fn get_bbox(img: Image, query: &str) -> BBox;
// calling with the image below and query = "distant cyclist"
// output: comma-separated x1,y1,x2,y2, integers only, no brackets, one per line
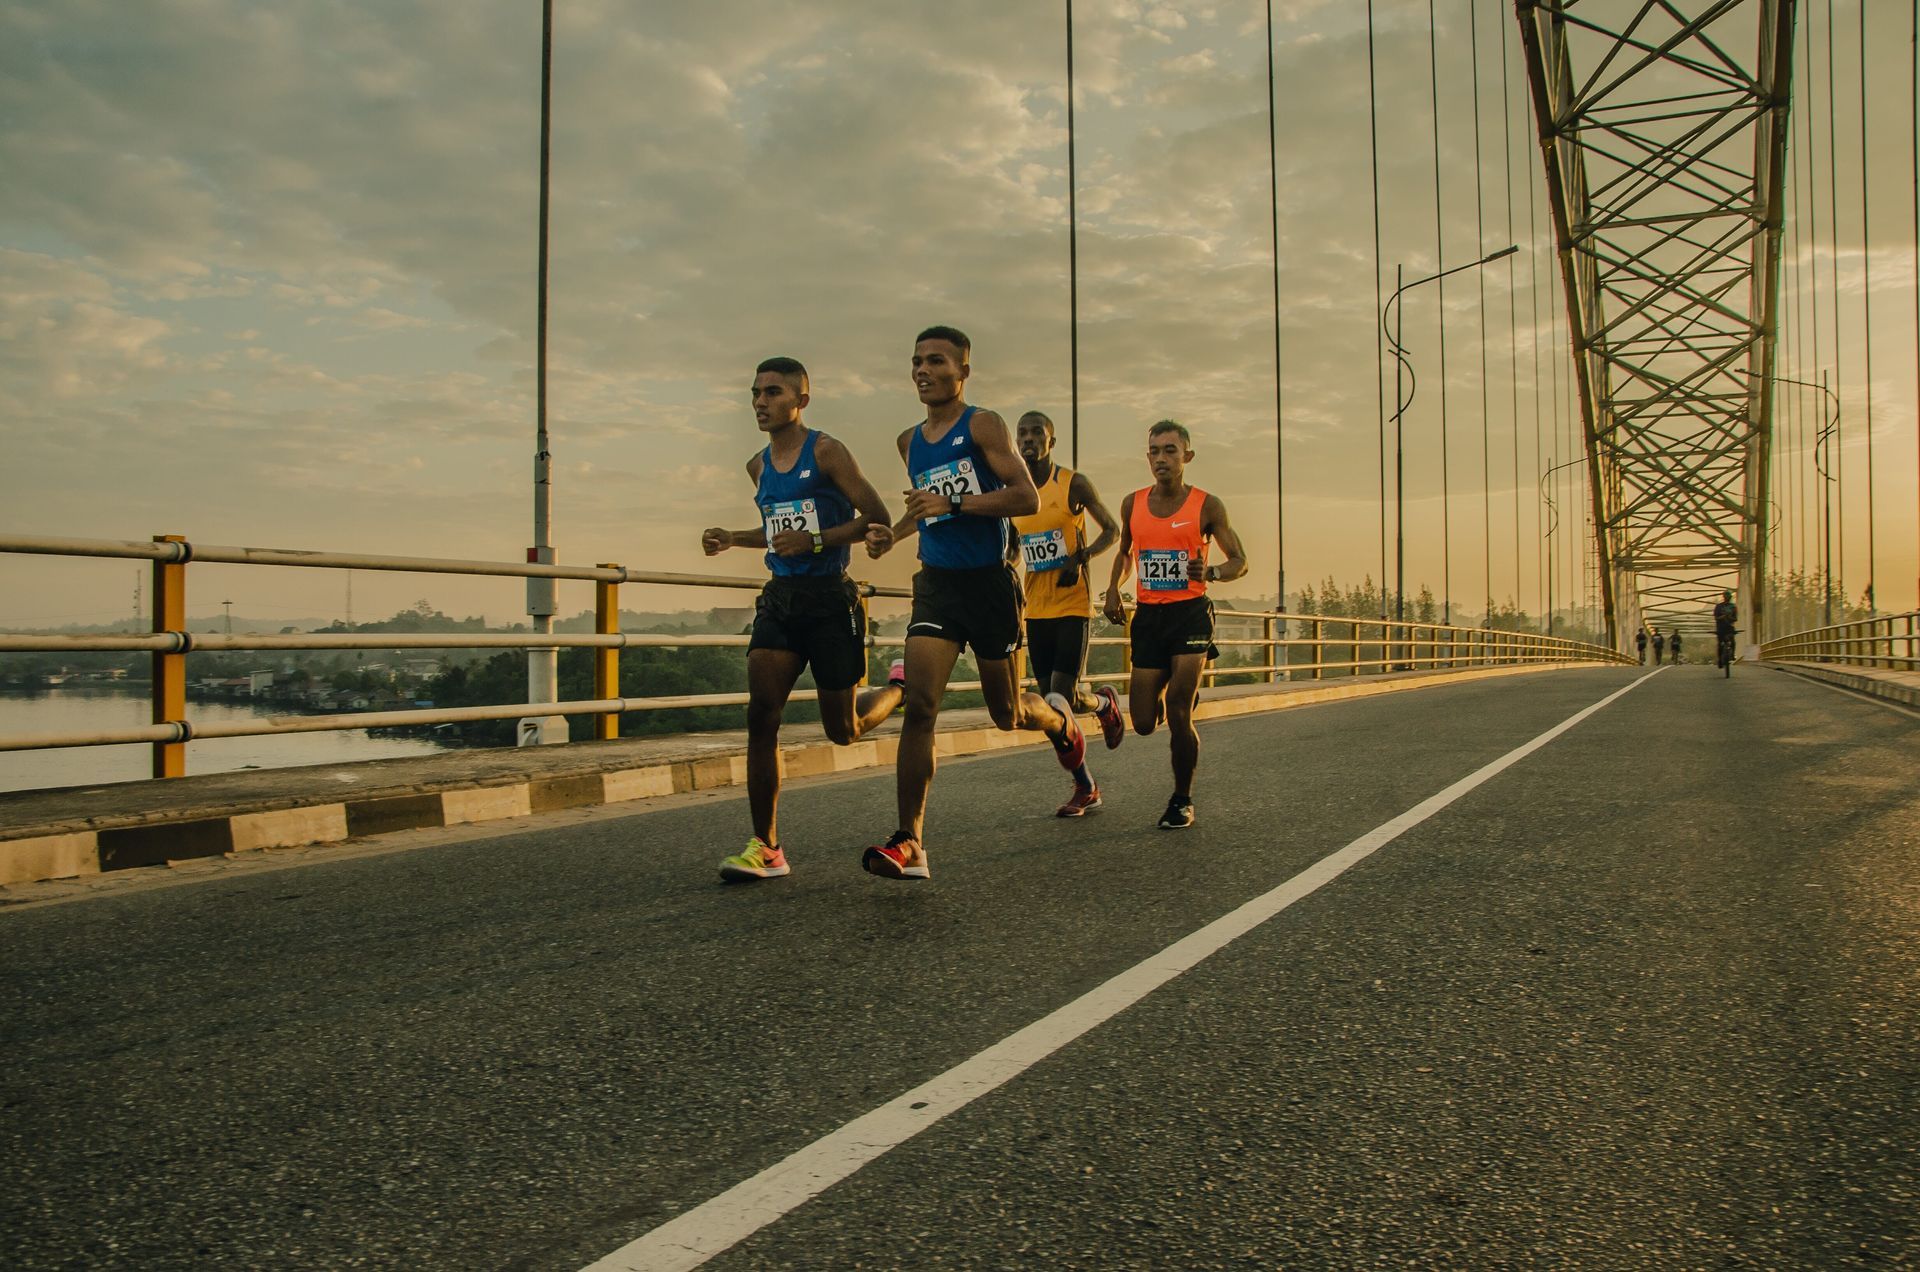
1713,591,1738,674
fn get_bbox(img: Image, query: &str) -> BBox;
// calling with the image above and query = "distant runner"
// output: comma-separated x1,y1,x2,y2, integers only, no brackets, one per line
1103,420,1248,829
861,327,1096,879
703,356,903,882
1008,409,1125,816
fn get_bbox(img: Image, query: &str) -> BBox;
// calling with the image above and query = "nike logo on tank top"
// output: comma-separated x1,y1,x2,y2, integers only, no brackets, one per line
1128,485,1208,603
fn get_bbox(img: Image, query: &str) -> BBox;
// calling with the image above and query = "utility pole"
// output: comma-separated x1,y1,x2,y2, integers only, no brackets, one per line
222,600,233,636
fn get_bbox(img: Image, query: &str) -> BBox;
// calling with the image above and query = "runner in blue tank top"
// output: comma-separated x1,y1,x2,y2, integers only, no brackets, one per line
858,326,1098,881
701,356,905,883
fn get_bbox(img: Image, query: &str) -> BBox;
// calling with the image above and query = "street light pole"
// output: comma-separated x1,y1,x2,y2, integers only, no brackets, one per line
1539,453,1586,637
1383,244,1517,627
521,0,565,746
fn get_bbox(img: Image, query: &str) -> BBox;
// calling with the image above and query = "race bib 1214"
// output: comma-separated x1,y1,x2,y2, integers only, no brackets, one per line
1138,548,1190,592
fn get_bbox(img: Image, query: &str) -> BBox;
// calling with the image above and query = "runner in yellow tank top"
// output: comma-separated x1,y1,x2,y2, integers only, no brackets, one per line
1103,419,1248,829
1007,411,1125,815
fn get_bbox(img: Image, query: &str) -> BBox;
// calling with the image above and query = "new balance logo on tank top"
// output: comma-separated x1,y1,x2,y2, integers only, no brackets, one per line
755,429,853,578
908,405,1009,570
1127,485,1208,604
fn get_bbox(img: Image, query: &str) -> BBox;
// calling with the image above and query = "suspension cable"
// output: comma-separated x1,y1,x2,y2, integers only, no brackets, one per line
1857,0,1877,611
1470,1,1492,620
1826,0,1845,605
1368,0,1388,616
1500,10,1528,622
1265,0,1286,613
1427,0,1453,623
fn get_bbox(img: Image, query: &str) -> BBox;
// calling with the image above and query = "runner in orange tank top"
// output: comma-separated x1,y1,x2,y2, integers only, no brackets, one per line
1102,420,1248,829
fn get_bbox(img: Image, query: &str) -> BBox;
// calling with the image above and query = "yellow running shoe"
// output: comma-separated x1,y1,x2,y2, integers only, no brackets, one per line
719,837,790,882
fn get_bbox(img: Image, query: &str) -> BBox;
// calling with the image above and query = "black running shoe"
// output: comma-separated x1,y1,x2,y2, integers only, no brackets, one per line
1157,795,1195,829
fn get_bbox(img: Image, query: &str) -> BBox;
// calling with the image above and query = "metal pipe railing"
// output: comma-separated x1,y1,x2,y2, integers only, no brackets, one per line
1,532,1629,769
1761,610,1920,670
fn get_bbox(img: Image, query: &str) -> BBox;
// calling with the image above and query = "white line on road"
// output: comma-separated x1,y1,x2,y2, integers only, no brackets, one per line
583,669,1661,1271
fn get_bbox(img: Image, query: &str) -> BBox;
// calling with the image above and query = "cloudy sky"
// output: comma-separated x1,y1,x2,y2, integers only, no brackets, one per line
2,0,1914,632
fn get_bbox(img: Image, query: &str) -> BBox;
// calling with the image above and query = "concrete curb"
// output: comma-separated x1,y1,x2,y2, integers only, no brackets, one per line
1763,660,1920,711
0,662,1603,887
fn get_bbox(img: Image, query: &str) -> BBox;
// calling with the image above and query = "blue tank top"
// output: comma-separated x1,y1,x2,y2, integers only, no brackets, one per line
755,430,853,577
907,406,1008,570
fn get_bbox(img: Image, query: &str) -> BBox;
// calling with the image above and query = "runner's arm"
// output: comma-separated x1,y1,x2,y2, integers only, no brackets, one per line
1068,470,1120,563
1198,494,1248,584
702,456,771,554
900,410,1038,523
867,428,921,557
1101,492,1135,624
808,435,892,552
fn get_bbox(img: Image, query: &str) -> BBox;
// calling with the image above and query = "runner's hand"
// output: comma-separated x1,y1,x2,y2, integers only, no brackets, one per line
902,488,951,521
865,524,895,559
769,529,813,557
1185,557,1208,584
1102,588,1126,625
701,527,730,556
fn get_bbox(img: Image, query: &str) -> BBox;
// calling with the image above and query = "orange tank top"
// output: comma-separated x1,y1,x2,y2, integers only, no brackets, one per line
1128,485,1207,604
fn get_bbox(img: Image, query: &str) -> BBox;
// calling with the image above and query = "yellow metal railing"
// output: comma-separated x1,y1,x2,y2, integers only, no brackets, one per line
0,533,1630,776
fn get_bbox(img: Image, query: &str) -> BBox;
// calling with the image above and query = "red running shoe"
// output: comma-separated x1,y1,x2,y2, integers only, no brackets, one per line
1043,692,1087,771
862,831,929,880
1093,685,1125,750
1056,784,1102,817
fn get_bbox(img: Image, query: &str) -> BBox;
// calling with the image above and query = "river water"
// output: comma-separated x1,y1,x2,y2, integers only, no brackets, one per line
0,688,449,794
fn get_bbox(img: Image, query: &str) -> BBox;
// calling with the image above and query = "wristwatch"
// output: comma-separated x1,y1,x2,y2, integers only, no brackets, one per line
1201,564,1216,583
948,493,964,516
810,532,825,554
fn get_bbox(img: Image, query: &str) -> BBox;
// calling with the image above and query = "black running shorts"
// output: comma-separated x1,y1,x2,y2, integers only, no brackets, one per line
907,563,1023,660
749,575,867,691
1025,616,1090,685
1128,596,1217,670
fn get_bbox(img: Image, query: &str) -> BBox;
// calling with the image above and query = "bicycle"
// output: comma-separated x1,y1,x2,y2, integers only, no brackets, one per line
1715,627,1740,678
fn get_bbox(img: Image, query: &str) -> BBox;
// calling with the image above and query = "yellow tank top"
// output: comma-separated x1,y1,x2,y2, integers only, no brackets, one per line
1011,464,1091,619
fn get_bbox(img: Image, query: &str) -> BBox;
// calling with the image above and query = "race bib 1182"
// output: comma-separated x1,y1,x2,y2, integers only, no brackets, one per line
761,498,820,543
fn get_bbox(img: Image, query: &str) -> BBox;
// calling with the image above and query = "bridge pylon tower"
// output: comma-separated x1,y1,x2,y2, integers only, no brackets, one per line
1516,0,1797,651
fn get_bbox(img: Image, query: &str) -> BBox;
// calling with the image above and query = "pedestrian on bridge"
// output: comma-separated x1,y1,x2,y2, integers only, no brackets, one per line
1008,408,1126,817
861,326,1096,881
704,357,905,883
1103,420,1248,830
1653,631,1666,663
1669,630,1683,664
1636,629,1648,663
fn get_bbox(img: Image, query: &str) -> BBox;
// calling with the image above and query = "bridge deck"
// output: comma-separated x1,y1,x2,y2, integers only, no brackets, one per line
3,666,1914,1268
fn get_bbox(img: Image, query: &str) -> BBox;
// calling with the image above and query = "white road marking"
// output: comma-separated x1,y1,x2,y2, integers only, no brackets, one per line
583,670,1659,1271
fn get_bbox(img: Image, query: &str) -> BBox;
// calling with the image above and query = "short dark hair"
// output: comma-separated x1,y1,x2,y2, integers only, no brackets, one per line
755,356,809,390
915,326,971,358
1017,410,1055,437
1148,419,1192,449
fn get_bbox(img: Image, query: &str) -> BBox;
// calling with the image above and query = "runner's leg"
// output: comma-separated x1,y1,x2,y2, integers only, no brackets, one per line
817,681,903,745
746,649,807,844
896,634,963,842
1164,652,1207,798
1129,666,1170,736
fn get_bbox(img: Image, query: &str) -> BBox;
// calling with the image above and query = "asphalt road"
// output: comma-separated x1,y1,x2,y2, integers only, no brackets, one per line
3,665,1915,1270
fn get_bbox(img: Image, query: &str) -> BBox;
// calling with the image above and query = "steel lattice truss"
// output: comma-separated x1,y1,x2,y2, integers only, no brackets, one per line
1516,0,1795,645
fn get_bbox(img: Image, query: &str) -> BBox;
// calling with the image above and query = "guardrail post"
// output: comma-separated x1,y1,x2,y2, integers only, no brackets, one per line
594,565,620,740
1309,619,1322,680
1266,615,1279,683
152,534,187,778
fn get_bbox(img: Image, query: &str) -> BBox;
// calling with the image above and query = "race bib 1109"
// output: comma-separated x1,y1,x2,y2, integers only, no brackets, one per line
1020,528,1070,572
